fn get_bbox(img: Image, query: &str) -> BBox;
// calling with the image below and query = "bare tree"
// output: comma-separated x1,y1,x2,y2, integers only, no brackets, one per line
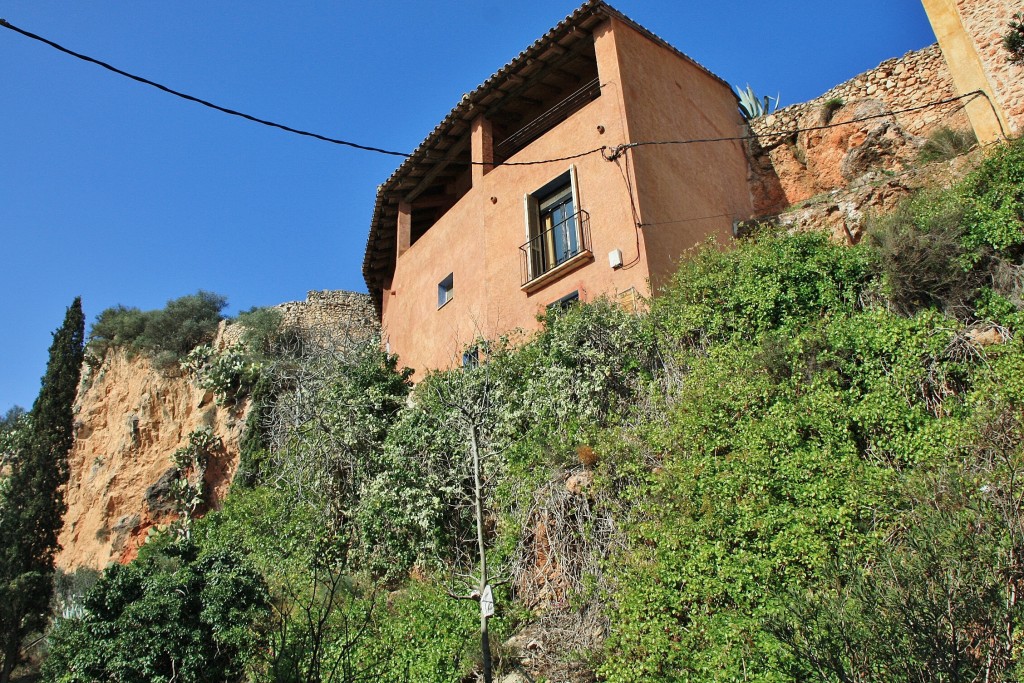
427,362,509,683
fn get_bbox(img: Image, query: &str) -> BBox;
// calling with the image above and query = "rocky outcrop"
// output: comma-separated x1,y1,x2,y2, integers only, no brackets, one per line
775,147,983,245
56,350,245,570
57,290,379,571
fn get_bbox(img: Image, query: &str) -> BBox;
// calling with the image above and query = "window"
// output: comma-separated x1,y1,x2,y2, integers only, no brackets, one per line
547,290,580,311
522,167,589,285
437,273,454,309
462,346,479,368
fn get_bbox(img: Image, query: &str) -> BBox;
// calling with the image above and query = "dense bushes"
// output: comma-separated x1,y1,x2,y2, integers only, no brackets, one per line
44,540,268,683
88,290,227,365
869,136,1024,321
41,138,1024,681
596,139,1024,681
654,229,871,348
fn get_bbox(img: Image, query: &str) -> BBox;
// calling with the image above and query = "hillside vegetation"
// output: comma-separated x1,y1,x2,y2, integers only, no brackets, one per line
43,139,1024,682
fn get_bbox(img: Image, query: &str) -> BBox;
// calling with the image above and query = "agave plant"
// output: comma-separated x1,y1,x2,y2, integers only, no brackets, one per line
735,84,781,121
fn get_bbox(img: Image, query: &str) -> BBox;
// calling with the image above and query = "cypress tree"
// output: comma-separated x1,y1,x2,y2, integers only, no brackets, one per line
0,298,85,683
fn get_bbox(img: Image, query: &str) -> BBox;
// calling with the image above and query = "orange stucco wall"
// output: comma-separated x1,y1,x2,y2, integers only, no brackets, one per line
382,18,755,377
610,18,754,295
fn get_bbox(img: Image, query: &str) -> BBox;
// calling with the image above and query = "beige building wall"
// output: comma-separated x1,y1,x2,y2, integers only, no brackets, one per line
922,0,1022,139
611,18,754,295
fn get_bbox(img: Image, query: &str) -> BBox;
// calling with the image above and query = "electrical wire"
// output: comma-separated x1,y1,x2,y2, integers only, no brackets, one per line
0,18,614,167
0,18,991,169
0,18,412,158
640,212,733,228
624,91,979,232
603,91,985,161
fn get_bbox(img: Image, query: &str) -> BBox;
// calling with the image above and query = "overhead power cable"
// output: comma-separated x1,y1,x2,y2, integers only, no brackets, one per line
1,18,990,168
0,18,412,158
601,91,985,161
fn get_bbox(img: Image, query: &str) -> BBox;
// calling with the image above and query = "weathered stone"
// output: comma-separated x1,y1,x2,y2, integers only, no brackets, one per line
968,327,1007,346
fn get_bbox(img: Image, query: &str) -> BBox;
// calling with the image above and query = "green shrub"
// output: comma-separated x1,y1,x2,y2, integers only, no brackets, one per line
600,308,985,681
867,188,977,315
959,136,1024,262
1004,11,1024,64
86,305,146,356
822,97,844,123
43,540,269,683
88,291,227,361
182,343,262,406
235,306,292,357
653,229,872,349
918,126,977,163
868,137,1024,317
0,406,26,435
235,373,274,488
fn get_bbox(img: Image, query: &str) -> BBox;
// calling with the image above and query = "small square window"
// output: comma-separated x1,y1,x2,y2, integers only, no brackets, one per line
462,346,480,368
438,273,454,309
547,290,580,311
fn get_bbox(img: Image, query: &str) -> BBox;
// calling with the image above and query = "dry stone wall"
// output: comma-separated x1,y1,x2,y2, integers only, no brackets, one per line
746,44,973,207
751,44,970,143
955,0,1024,134
219,290,379,350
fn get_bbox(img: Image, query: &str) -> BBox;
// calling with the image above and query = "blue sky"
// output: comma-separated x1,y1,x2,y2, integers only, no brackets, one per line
0,1,937,412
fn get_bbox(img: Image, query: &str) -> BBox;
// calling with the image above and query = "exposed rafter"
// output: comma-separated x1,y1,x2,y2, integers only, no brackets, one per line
402,134,471,204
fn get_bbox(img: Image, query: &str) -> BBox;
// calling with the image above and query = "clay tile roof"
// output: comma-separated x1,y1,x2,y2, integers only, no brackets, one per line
361,0,731,314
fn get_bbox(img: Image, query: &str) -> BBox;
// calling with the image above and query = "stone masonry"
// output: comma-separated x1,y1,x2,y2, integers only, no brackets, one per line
954,0,1024,135
218,290,379,350
745,43,975,207
750,44,970,143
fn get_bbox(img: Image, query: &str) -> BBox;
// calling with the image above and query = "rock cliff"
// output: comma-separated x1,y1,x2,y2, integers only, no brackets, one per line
56,349,245,571
56,290,378,571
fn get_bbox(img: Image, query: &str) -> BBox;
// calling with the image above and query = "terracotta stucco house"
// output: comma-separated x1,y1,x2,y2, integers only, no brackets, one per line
363,0,757,375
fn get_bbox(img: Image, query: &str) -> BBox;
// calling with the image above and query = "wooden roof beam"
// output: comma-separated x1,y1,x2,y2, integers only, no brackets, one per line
482,34,594,120
402,134,471,204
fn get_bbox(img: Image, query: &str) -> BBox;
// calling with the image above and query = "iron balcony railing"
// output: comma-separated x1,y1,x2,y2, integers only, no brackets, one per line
519,209,591,286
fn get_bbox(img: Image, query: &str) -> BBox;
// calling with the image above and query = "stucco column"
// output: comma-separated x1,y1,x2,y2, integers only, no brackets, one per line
921,0,1009,143
396,201,412,261
471,115,494,185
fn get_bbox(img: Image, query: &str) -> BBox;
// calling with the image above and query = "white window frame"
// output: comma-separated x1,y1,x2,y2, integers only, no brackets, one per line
523,165,582,281
437,272,454,309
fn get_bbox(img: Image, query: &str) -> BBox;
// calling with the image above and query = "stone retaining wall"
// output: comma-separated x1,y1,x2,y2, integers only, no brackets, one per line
743,43,979,208
750,44,971,145
218,290,378,350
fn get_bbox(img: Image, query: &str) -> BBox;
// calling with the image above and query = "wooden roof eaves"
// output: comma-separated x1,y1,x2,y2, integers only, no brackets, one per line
362,0,736,314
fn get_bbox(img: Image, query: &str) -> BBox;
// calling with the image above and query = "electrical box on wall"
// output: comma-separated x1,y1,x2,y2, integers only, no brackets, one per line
608,249,623,269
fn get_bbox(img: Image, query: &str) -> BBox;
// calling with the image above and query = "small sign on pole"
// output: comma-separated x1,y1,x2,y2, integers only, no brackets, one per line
481,585,494,618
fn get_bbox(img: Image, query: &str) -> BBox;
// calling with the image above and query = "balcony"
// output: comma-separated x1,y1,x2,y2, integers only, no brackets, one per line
520,209,592,290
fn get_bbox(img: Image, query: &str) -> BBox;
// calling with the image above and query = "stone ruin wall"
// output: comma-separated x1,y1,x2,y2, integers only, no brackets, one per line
218,290,379,350
745,43,974,210
955,0,1024,135
750,44,970,143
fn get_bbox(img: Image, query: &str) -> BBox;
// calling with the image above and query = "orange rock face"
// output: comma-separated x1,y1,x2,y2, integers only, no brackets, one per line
56,350,245,571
